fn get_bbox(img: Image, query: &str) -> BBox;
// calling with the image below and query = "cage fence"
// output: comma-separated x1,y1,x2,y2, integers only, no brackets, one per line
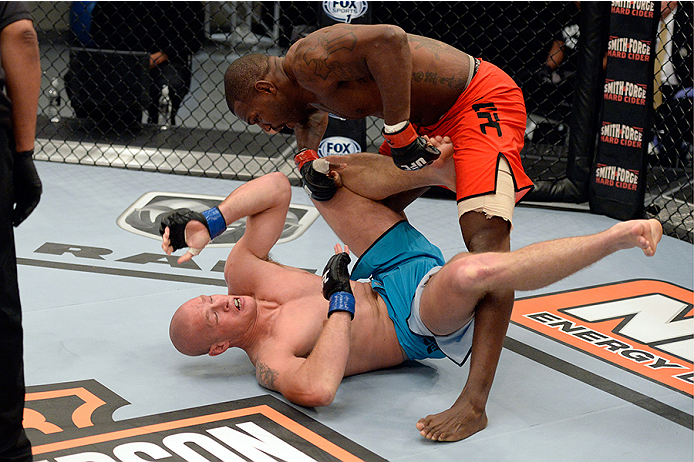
30,1,692,242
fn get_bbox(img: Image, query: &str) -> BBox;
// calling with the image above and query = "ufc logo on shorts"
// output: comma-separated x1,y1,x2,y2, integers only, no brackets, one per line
472,102,502,137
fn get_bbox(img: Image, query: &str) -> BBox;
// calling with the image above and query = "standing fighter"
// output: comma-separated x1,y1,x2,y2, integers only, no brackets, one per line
0,2,42,460
224,24,532,441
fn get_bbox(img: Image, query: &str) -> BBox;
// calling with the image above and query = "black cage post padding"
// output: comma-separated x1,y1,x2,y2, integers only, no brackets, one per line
316,1,370,157
589,2,660,220
524,2,611,203
568,2,612,193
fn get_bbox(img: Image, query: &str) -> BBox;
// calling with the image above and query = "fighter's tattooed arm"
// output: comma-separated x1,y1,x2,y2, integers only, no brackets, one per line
408,35,453,60
255,362,279,391
409,36,469,90
298,29,363,81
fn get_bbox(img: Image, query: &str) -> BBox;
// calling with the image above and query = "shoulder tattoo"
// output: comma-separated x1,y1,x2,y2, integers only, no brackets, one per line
256,362,279,390
298,30,359,80
409,36,468,90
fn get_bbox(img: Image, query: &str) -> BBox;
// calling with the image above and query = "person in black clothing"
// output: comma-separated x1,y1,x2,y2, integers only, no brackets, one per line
87,1,205,125
523,2,582,124
0,2,42,460
653,1,692,167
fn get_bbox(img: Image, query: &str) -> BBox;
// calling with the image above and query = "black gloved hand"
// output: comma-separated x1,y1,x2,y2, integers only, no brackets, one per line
322,251,353,299
322,251,355,319
300,160,337,201
159,208,208,251
383,121,440,171
391,136,441,171
294,149,337,201
12,150,42,227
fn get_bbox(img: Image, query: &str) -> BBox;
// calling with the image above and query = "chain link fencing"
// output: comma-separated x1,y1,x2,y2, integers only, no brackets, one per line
30,1,692,242
648,2,692,242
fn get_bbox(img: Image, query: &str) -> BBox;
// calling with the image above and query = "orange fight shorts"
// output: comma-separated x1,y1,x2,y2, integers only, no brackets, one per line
380,59,534,205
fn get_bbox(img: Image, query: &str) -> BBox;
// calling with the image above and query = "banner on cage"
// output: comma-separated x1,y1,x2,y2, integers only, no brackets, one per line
590,1,659,219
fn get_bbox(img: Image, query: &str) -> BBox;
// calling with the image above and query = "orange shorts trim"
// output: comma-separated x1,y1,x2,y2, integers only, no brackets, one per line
380,60,534,203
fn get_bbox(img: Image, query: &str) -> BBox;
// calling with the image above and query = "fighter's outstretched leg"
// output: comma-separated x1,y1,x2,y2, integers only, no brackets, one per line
415,219,662,442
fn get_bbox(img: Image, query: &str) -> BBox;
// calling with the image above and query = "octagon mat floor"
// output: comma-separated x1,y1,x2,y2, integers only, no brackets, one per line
14,160,693,462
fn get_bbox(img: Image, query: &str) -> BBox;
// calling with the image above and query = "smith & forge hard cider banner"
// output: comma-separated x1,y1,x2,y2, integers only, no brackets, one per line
590,1,659,220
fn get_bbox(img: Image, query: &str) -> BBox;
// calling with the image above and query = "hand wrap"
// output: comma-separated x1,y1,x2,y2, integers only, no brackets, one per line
321,252,355,319
294,149,336,201
383,122,440,171
159,207,227,251
12,150,42,227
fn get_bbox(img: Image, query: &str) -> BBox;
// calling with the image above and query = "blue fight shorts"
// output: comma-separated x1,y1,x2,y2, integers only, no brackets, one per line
351,221,447,361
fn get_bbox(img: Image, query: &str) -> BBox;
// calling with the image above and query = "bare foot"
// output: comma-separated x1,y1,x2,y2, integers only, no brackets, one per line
426,136,456,191
416,402,488,442
620,219,662,257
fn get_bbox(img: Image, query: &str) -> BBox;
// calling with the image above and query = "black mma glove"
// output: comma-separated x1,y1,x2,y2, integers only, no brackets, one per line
294,149,336,201
12,150,42,227
321,251,355,319
159,207,227,251
383,121,440,171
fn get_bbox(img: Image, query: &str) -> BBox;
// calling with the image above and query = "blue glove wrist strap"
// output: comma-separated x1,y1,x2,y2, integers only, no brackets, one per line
328,292,355,320
202,207,227,239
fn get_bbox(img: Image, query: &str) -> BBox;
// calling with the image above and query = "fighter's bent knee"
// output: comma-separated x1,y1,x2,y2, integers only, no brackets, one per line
449,253,499,291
